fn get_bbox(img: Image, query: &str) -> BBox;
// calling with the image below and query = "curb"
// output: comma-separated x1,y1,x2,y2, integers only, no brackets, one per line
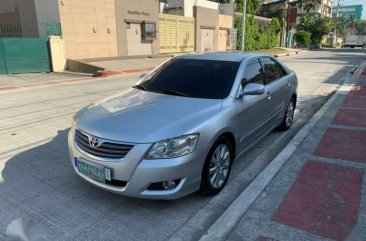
198,61,365,241
94,67,154,78
274,50,307,58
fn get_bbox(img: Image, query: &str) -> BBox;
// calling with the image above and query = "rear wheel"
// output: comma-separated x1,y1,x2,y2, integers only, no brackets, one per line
277,98,295,131
200,137,233,196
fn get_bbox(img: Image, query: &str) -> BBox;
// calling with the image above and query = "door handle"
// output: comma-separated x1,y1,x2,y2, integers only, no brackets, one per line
267,92,272,100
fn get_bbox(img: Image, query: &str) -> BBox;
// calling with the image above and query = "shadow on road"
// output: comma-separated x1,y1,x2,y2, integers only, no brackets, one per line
0,129,208,240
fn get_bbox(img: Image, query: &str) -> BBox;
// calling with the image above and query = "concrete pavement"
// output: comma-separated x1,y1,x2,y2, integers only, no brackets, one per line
0,49,365,241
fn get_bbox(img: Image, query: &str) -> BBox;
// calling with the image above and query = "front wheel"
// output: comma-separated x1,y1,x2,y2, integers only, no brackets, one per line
199,137,233,196
277,98,295,131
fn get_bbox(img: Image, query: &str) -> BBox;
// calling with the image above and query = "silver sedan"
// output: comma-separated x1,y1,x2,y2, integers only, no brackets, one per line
68,52,298,199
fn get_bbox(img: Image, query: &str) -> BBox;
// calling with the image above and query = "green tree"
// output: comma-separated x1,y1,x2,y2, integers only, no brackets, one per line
234,0,261,15
332,17,348,36
297,15,331,46
348,15,358,34
355,20,366,35
297,14,315,32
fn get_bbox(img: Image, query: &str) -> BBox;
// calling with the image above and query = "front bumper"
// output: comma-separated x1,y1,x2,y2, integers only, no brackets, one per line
68,128,204,200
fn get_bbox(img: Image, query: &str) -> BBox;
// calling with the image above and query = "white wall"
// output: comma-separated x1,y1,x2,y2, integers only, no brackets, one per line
195,0,219,10
165,0,218,17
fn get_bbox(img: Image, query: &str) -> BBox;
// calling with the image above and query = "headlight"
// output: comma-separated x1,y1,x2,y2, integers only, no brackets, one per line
146,134,199,159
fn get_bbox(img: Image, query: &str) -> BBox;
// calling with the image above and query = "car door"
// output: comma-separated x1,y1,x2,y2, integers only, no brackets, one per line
259,57,291,127
236,58,273,152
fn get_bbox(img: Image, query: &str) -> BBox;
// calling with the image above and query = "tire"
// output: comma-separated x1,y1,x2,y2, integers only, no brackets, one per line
277,98,295,132
199,136,233,196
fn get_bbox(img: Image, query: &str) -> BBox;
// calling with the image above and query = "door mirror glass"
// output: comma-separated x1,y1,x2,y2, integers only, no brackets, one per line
138,72,148,80
240,83,265,97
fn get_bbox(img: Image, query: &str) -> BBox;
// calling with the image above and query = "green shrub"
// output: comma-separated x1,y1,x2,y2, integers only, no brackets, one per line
235,15,280,51
294,31,311,47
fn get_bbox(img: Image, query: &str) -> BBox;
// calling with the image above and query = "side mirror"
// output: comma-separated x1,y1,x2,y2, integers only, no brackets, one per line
239,83,265,98
138,72,148,80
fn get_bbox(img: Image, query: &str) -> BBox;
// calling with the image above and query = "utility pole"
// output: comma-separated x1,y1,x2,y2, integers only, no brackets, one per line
241,0,247,51
333,0,341,47
231,0,235,28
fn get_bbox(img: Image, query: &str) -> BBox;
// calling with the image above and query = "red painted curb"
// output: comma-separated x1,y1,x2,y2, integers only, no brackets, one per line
96,67,154,78
0,86,19,91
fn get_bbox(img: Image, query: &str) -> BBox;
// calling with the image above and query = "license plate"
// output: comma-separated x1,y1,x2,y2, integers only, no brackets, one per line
76,158,110,182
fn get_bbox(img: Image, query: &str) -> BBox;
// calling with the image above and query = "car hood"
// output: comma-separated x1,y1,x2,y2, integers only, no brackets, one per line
75,88,223,143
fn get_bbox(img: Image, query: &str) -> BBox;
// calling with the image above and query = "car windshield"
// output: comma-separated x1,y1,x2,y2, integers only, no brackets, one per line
135,59,240,99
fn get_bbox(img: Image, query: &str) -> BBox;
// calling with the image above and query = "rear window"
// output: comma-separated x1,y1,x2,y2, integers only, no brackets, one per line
137,59,240,99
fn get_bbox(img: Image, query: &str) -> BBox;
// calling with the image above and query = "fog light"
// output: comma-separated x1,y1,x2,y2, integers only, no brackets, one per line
163,180,176,190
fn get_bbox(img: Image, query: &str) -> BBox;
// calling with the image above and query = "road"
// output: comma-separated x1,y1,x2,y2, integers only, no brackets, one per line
0,49,365,241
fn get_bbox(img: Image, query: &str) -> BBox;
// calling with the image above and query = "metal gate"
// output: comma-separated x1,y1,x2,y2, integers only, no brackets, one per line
0,38,51,75
159,14,195,54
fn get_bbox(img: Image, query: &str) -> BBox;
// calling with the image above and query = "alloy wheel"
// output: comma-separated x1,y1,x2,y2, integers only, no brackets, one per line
209,144,231,189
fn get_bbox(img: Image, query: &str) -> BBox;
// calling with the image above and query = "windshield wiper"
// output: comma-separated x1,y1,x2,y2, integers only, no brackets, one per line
159,90,190,97
133,84,148,91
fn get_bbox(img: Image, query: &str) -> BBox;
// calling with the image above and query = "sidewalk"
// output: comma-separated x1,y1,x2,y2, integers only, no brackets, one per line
89,49,305,72
201,61,366,241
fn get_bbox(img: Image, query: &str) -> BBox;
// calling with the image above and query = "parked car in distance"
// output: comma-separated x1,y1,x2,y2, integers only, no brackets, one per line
68,52,298,200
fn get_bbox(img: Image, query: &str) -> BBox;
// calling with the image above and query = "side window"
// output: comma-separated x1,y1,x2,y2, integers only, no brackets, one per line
242,59,265,85
274,60,288,77
260,57,282,84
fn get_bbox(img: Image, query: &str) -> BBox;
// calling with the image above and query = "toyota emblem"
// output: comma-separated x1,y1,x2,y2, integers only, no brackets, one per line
88,136,99,147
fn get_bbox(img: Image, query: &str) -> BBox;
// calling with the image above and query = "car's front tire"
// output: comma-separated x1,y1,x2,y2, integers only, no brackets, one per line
278,98,295,131
199,136,233,196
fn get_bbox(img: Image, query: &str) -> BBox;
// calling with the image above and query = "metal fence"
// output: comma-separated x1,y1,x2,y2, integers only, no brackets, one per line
0,22,62,38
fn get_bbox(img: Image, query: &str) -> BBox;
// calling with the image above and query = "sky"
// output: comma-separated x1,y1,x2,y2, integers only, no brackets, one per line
337,0,366,20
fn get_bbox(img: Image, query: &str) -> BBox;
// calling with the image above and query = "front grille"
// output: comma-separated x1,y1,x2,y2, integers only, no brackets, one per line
75,129,134,159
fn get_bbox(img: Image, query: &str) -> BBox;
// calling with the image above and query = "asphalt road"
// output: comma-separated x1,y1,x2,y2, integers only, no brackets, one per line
0,49,365,241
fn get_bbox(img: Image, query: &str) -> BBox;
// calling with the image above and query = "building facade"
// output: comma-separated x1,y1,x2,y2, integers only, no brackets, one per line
1,0,235,60
115,0,160,56
332,5,363,20
160,0,234,52
58,0,119,59
296,0,333,24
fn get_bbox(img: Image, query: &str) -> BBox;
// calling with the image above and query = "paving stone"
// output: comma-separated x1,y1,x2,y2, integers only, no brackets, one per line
342,95,366,109
333,108,366,127
315,128,366,163
272,160,364,241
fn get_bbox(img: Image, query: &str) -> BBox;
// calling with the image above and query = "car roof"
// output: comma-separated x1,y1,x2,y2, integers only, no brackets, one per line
174,51,272,62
